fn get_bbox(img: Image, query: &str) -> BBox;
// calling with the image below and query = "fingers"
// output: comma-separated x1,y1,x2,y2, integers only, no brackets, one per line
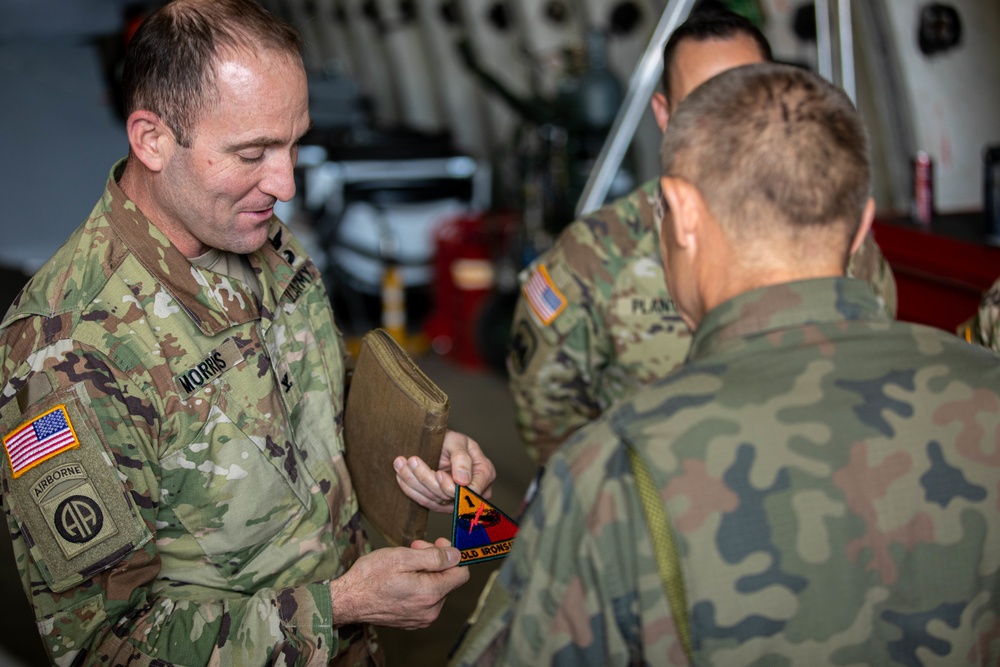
464,436,496,497
441,431,473,487
394,431,498,512
405,544,461,572
394,455,453,510
334,546,468,629
409,537,453,550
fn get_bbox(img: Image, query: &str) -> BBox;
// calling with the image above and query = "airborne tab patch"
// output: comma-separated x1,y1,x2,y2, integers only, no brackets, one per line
174,338,245,398
523,265,567,326
452,486,519,566
3,405,80,478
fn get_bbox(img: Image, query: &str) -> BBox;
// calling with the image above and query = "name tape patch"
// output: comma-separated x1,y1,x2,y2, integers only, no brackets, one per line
174,338,245,398
3,405,80,479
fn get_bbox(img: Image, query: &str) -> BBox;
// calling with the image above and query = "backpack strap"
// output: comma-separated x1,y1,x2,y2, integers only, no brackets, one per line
627,446,692,660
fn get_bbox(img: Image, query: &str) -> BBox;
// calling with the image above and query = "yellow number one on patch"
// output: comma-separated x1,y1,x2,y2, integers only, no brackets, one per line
451,486,519,566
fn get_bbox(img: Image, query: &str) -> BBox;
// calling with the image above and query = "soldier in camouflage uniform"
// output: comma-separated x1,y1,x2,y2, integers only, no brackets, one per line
452,63,1000,665
0,2,494,664
959,277,1000,352
508,9,898,465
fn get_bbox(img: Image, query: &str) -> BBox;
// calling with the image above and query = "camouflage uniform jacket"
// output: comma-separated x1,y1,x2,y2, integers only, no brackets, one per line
457,277,1000,666
0,162,379,666
508,179,899,464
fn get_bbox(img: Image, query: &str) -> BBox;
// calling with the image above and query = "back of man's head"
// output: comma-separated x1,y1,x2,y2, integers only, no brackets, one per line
660,8,772,107
122,0,302,147
661,62,871,260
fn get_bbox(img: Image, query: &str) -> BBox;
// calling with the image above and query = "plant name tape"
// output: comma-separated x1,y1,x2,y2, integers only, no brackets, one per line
451,486,519,566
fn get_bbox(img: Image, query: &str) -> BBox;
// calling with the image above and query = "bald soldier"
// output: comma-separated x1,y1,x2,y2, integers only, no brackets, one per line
508,9,897,464
452,62,1000,666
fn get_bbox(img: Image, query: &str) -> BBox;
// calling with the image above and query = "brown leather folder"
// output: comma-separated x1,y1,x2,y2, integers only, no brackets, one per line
343,328,450,547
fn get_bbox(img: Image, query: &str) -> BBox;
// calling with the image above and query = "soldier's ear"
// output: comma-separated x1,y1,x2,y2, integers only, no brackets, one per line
659,175,703,253
126,110,175,173
651,92,670,133
849,197,876,256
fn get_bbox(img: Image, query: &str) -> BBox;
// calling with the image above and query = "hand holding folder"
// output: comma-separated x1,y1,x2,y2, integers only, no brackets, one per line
343,329,450,547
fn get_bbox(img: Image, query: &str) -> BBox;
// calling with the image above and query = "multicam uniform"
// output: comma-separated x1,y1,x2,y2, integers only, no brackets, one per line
0,161,380,665
456,278,1000,666
960,277,1000,352
508,180,899,464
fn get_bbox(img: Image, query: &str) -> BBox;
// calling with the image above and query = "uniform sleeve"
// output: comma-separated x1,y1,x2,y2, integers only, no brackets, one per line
449,436,687,666
847,230,898,318
0,337,339,666
506,290,604,466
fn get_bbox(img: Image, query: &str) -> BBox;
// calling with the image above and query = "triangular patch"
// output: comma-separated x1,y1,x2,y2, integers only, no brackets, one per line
451,486,519,566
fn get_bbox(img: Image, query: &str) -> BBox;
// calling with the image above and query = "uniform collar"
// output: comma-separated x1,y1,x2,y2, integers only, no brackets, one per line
688,277,889,362
103,159,313,336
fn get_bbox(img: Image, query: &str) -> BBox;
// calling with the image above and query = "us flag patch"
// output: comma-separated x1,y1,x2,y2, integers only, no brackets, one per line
3,405,81,478
523,264,567,325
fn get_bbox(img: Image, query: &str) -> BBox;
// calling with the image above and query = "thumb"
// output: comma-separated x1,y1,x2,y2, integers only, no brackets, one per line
409,545,461,572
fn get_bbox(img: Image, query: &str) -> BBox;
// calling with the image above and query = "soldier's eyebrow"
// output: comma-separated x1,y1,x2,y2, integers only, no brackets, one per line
224,122,313,152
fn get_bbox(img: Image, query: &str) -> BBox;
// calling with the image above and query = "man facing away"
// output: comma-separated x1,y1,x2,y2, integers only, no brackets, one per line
451,62,1000,666
507,9,898,465
0,1,495,664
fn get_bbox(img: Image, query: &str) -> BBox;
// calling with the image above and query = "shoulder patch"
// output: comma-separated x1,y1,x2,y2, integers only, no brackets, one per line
523,265,567,326
452,486,519,566
509,319,538,375
3,405,80,478
1,387,152,592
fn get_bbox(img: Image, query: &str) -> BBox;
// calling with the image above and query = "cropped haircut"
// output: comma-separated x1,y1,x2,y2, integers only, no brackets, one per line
661,63,871,243
122,0,302,147
660,8,772,107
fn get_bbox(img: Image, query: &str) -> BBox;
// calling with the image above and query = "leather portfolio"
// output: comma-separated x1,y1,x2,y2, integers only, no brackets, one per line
343,328,450,547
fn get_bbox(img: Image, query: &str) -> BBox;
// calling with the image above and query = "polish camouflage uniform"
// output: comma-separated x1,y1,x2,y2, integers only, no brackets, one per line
456,277,1000,666
960,277,1000,353
0,161,380,665
508,180,899,464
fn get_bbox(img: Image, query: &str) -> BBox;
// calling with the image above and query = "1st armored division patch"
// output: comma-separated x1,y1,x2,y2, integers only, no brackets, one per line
452,486,519,566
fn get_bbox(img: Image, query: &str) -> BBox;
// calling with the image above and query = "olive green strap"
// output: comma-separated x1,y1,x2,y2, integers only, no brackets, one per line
627,447,692,659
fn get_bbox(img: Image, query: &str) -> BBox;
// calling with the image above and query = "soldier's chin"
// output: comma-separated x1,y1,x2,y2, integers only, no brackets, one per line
225,227,272,255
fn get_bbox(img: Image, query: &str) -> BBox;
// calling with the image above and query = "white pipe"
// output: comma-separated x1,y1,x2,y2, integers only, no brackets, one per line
838,0,857,104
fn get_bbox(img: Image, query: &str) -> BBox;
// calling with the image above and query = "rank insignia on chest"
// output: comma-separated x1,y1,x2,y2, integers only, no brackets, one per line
3,405,80,478
452,486,519,566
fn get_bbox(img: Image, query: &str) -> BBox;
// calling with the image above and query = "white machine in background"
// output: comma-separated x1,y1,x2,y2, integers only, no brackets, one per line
316,156,487,295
